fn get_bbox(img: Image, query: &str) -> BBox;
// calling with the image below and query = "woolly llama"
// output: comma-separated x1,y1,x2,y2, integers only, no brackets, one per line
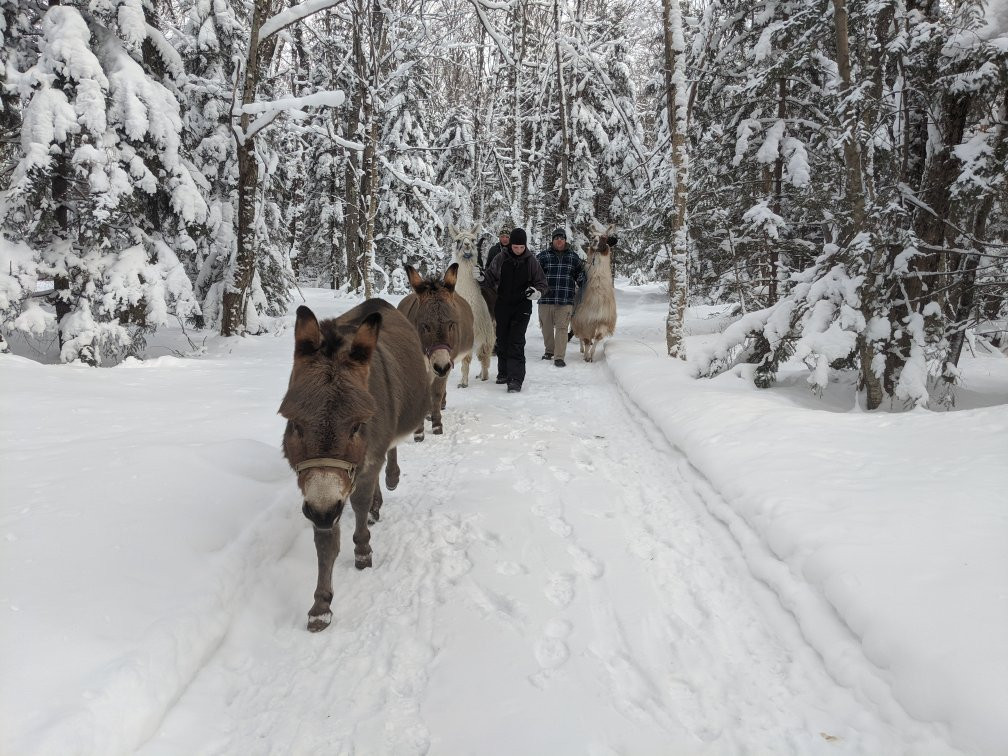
571,228,617,362
448,225,495,385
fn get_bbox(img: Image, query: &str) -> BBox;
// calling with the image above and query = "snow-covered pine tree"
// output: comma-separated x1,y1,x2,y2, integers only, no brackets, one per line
293,15,354,289
433,107,478,242
692,0,1008,409
1,1,207,364
374,25,442,284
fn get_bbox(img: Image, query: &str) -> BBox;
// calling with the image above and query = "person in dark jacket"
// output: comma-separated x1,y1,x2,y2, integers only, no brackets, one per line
474,227,547,393
485,227,510,269
536,227,586,367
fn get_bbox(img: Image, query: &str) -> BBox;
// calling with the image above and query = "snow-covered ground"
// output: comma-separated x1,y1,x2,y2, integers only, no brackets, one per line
2,284,1005,755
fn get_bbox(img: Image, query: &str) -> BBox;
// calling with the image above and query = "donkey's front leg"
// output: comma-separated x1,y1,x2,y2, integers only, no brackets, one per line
458,354,472,388
430,376,446,434
308,524,340,632
351,480,377,569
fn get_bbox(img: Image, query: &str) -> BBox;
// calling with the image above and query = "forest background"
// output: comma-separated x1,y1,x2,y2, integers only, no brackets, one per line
1,0,1006,409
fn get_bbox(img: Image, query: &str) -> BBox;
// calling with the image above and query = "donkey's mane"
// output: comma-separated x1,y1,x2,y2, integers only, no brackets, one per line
412,275,453,296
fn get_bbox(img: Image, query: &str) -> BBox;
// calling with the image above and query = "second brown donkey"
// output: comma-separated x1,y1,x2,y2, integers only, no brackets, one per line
397,263,475,440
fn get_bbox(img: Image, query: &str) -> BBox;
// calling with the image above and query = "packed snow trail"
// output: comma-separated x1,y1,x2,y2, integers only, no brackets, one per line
139,299,952,755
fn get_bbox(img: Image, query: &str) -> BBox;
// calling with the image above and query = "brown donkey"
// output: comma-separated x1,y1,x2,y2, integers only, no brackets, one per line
397,263,475,440
279,299,430,632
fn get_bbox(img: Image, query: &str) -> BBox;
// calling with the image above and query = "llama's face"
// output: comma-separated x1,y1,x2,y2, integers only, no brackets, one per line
451,228,479,262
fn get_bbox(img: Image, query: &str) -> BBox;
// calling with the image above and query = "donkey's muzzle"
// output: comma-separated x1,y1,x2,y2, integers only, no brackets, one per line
302,501,343,530
432,362,451,377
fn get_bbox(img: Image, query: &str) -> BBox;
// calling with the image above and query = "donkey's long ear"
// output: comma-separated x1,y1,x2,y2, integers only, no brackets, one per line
443,262,459,291
405,264,424,292
295,306,322,356
349,312,382,366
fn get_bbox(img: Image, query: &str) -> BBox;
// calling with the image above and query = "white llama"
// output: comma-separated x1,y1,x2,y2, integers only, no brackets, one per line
449,226,495,385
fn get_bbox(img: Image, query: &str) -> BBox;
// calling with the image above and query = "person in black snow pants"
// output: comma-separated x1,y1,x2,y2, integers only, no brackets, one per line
474,226,547,393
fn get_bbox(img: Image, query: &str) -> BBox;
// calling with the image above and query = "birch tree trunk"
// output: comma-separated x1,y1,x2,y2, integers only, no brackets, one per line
663,0,689,359
344,4,366,291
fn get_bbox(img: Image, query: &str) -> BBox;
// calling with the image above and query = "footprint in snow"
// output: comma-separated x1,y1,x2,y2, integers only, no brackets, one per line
544,573,575,607
548,516,573,538
549,465,573,483
534,637,570,669
496,561,526,576
568,545,604,578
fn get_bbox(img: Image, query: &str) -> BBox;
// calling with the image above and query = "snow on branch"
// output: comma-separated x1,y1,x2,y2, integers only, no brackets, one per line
466,0,516,69
240,90,346,115
259,0,350,42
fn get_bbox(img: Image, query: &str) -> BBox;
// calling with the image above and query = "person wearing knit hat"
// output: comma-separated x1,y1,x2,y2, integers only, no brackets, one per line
485,226,511,270
535,226,585,367
474,226,547,393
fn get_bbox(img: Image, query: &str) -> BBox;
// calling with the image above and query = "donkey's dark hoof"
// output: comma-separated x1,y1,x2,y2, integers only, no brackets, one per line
385,479,399,492
414,431,424,442
367,511,380,525
432,424,443,435
307,611,332,632
355,554,373,570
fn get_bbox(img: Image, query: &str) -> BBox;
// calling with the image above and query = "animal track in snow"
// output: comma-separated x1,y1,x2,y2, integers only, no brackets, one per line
495,561,526,576
549,465,572,483
544,573,575,607
548,516,573,538
534,637,570,669
568,545,604,578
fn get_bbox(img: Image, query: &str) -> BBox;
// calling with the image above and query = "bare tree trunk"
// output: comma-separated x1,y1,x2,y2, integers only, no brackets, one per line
46,0,74,353
946,92,1006,371
553,0,571,223
833,0,883,408
769,77,786,304
222,0,270,336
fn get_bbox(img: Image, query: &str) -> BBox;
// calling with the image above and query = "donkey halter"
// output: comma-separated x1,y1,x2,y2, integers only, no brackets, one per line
295,457,357,486
424,342,455,368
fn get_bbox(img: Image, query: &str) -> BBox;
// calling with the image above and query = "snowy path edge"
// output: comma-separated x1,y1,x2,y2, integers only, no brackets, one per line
601,339,964,753
26,490,301,756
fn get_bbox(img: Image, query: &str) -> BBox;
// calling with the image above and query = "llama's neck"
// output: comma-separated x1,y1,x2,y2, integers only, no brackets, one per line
453,258,480,298
587,254,612,283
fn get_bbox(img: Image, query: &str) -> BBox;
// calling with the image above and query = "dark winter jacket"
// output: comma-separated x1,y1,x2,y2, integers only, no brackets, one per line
536,247,586,305
486,242,509,269
485,247,548,307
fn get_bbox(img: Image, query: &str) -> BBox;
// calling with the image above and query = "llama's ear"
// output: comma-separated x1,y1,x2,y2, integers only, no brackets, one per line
443,262,459,290
349,312,382,366
405,264,424,292
294,306,321,356
448,223,459,239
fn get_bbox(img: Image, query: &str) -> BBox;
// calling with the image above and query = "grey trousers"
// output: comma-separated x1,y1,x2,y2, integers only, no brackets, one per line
539,303,574,359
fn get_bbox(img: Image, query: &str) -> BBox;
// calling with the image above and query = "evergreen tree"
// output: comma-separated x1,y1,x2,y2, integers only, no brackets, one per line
1,2,206,364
